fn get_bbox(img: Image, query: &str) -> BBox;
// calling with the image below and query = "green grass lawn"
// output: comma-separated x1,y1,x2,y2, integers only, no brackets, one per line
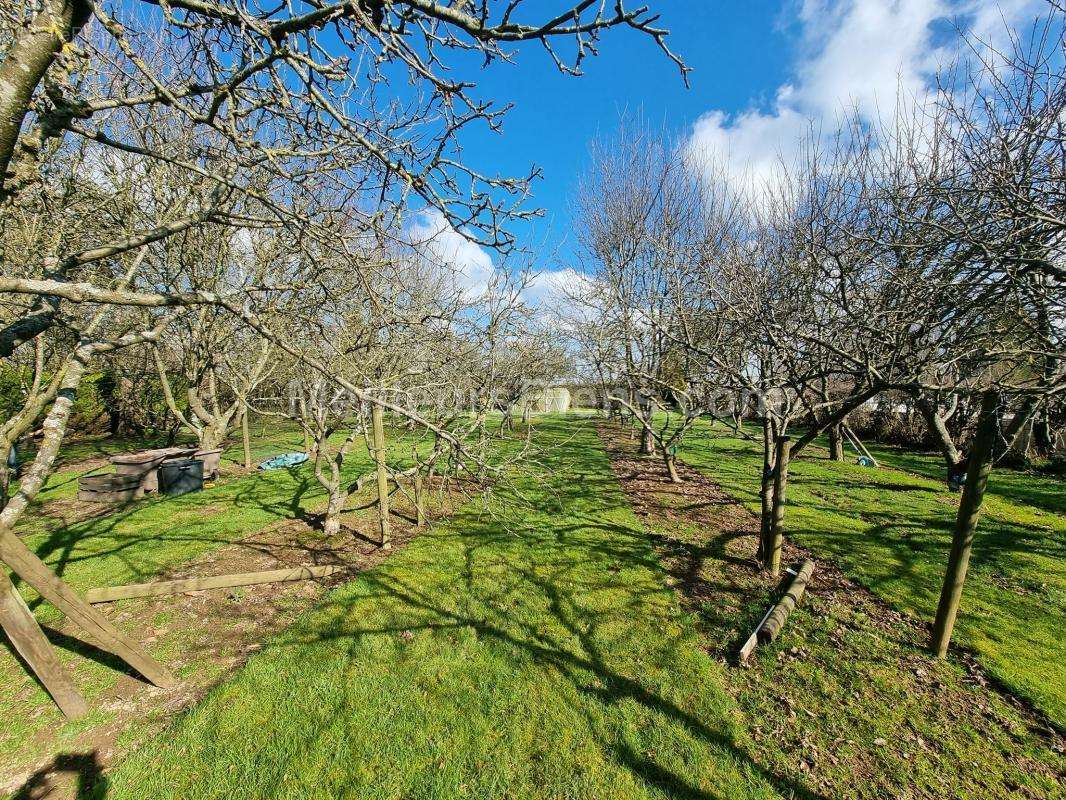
0,424,427,766
95,417,797,800
675,420,1066,728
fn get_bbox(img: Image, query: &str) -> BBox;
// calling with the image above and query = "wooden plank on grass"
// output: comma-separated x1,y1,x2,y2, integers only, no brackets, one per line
85,565,345,604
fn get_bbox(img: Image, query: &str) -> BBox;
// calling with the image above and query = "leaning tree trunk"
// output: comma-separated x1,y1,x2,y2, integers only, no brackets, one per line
0,0,90,192
930,391,998,658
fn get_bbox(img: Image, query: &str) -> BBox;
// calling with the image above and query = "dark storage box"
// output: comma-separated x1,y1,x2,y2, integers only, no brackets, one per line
77,473,144,504
158,458,204,496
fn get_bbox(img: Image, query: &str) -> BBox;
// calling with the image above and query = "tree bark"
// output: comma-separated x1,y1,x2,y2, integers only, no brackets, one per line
915,394,965,476
768,436,791,578
663,449,680,483
827,422,844,461
322,491,344,537
414,468,425,528
0,0,90,194
930,392,998,658
639,399,654,456
758,416,775,563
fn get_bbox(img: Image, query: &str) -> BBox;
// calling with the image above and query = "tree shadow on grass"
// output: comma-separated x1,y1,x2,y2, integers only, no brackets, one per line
75,420,825,799
239,493,830,800
12,750,106,800
14,467,320,608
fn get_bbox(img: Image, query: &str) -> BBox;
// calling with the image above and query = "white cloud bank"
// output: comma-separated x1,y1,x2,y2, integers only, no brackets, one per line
404,209,585,311
684,0,1045,188
405,209,497,299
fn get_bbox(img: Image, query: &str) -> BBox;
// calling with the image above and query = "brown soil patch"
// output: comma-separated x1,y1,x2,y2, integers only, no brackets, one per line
594,421,1064,800
2,477,463,800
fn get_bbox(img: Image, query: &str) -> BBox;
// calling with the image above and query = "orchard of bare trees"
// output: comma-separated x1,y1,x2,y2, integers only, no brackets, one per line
0,0,675,726
0,1,1063,797
569,16,1063,654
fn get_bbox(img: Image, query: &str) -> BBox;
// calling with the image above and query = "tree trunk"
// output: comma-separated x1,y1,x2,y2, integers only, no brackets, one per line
0,454,9,512
639,399,654,455
0,0,90,193
663,449,680,483
414,469,425,528
827,422,844,461
930,392,998,658
758,416,775,563
915,394,965,479
1033,410,1053,455
322,491,344,537
198,421,227,452
768,436,792,578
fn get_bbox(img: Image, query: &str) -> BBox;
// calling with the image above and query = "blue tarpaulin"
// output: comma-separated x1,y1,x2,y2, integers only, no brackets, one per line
258,452,309,471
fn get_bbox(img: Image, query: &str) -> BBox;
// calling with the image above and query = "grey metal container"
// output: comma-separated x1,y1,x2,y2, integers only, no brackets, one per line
158,458,204,496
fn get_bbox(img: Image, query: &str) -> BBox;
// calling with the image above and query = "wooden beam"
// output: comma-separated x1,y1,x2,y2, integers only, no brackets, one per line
0,570,88,719
413,468,425,528
372,403,391,548
0,531,175,688
758,560,815,644
85,564,344,604
242,404,252,470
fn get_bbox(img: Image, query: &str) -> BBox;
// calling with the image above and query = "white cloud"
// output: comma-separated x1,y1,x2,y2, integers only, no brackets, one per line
405,209,496,299
404,212,597,314
683,0,1045,187
521,267,588,308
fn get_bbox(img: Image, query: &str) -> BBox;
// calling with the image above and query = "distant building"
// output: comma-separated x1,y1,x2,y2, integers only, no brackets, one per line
521,386,571,413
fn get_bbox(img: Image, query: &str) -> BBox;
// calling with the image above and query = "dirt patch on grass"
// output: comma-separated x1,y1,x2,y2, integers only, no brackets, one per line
1,478,463,800
595,421,1064,800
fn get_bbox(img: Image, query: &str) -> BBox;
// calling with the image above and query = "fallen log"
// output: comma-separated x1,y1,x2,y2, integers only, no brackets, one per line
85,564,345,604
757,559,815,644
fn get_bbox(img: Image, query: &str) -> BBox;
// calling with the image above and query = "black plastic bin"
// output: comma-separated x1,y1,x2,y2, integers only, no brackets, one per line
158,458,204,497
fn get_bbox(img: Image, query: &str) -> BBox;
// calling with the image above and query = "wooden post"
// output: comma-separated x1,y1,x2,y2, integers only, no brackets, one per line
0,571,88,719
930,392,998,658
0,531,175,688
242,404,252,470
768,436,791,578
413,462,425,529
372,403,391,548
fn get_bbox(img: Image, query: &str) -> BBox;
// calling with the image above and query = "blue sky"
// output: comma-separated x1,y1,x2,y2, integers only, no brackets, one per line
459,2,797,264
405,0,1049,305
